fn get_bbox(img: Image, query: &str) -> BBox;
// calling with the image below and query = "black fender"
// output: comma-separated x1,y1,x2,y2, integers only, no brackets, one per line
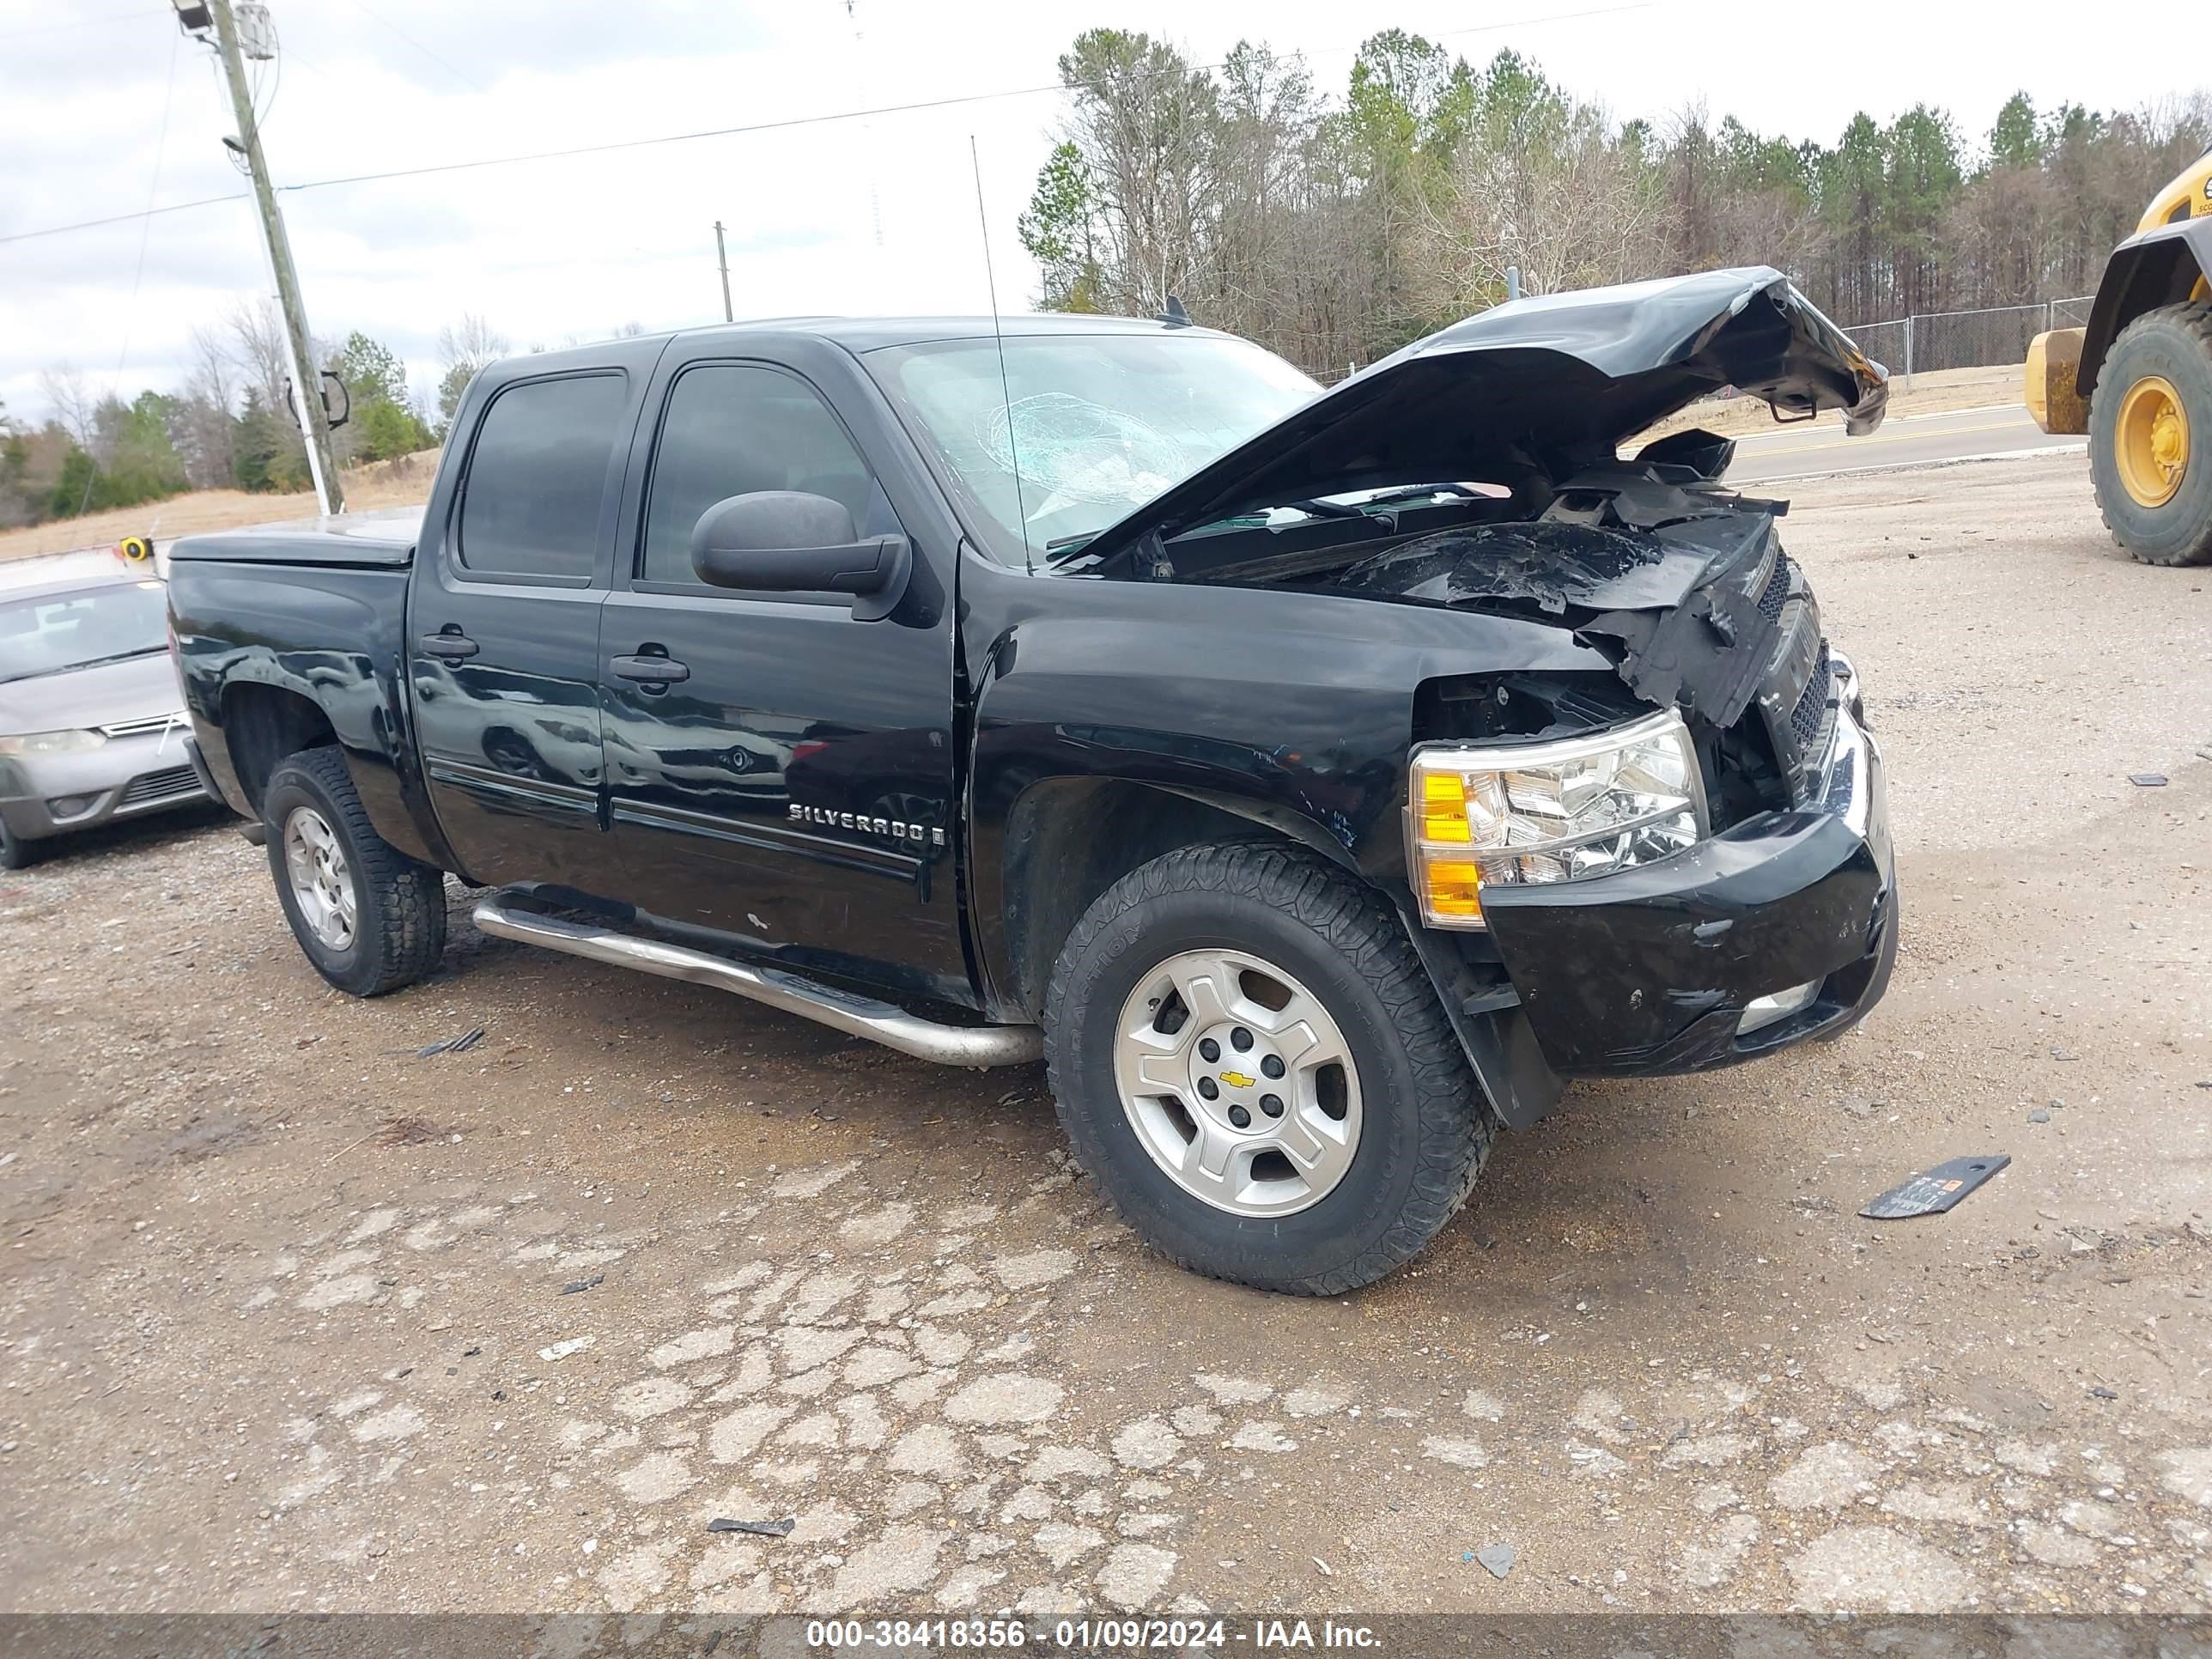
168,562,457,870
957,550,1606,1126
2078,216,2212,394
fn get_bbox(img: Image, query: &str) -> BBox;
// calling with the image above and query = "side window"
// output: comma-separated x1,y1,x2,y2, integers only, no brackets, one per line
640,365,875,586
456,373,628,580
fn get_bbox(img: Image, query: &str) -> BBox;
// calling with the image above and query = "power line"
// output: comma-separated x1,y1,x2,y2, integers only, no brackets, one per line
342,0,486,93
0,5,161,42
271,80,1073,194
0,0,1667,247
1,191,253,245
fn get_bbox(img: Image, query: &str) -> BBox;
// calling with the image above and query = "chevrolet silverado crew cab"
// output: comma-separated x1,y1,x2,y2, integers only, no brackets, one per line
169,267,1898,1295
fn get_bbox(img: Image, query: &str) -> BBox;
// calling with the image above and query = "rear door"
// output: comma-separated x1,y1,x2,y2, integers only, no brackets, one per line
409,351,654,891
596,342,969,1006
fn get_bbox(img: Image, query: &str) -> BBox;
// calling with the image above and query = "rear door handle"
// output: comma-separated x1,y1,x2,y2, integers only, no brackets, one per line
420,632,478,660
611,653,690,684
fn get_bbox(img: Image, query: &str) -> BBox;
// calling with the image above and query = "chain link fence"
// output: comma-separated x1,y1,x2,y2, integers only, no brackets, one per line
1840,295,2099,379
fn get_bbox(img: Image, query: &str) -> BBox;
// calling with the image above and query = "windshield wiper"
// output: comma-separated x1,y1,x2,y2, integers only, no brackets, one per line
1356,483,1485,507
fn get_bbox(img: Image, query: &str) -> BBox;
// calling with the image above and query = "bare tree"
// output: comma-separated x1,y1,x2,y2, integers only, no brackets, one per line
434,313,511,427
174,325,242,488
1410,92,1659,310
226,297,294,412
37,364,96,448
1053,29,1222,317
436,313,510,374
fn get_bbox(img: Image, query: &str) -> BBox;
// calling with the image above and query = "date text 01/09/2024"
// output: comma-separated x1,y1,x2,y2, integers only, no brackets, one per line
801,1618,1383,1650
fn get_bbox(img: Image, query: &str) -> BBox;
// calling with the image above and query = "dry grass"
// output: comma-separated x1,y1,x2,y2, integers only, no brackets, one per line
0,447,443,563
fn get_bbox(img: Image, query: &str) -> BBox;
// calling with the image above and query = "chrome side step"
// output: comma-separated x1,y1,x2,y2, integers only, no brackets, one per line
471,896,1042,1069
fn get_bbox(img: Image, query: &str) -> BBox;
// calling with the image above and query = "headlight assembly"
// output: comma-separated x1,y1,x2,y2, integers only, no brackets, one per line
1407,709,1707,928
0,728,108,757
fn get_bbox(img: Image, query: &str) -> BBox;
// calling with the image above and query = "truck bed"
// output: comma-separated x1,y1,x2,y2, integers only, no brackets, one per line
168,507,422,568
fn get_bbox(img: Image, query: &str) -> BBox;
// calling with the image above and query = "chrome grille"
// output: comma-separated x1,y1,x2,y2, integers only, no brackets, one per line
99,713,187,739
1790,646,1832,749
1755,554,1790,623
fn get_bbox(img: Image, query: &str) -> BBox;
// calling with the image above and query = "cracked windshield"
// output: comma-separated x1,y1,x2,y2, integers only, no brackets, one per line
870,332,1319,562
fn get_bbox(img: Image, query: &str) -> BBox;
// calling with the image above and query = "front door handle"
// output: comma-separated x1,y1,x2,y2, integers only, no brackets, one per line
611,653,690,684
420,631,478,660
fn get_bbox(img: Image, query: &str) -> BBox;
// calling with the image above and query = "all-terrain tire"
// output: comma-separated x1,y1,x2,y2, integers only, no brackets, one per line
1043,841,1492,1295
0,817,41,871
262,745,447,996
2090,301,2212,567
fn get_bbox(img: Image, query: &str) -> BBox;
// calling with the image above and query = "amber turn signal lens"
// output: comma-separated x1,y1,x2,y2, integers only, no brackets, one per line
1420,856,1483,919
1419,770,1470,842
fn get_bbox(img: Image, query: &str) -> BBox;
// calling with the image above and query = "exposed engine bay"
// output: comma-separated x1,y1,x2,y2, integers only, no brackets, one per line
1142,436,1838,835
1042,267,1882,839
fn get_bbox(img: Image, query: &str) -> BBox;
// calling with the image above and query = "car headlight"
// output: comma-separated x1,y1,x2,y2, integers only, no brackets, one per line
1407,708,1708,928
0,728,108,757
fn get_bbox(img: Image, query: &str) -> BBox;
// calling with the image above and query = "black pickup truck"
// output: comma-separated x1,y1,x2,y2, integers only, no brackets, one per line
169,267,1897,1294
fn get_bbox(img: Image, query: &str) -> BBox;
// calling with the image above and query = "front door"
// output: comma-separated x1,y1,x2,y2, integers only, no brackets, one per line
409,360,647,891
596,350,968,1007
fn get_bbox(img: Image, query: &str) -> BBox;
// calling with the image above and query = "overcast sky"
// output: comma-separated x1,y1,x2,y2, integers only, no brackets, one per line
1,0,2199,428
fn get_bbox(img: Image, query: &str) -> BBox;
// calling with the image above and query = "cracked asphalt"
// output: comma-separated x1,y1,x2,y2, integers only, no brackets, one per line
3,449,2210,1620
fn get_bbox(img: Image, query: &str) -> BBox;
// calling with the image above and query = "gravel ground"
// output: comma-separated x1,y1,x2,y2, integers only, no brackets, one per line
3,449,2209,1620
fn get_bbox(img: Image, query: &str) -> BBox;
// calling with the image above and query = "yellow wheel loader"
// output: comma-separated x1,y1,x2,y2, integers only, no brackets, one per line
2027,147,2212,565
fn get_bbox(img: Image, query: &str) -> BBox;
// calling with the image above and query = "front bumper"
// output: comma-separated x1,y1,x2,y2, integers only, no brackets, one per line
1477,669,1897,1077
0,730,210,843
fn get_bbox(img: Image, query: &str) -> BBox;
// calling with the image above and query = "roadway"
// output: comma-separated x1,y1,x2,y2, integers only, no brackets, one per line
1725,400,2083,484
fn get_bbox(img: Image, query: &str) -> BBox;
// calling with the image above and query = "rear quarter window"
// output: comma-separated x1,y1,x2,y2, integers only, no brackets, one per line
456,373,628,580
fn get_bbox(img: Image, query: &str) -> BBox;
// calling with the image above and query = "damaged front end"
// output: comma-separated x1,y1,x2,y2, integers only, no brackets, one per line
1339,464,1835,818
1054,265,1899,1086
1349,465,1896,1079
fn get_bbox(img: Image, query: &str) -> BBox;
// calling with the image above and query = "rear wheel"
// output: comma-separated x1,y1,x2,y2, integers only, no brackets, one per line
2090,301,2212,566
263,745,447,996
1044,842,1492,1295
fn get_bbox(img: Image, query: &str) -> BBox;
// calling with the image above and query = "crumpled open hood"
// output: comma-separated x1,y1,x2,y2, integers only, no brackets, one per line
1066,267,1885,570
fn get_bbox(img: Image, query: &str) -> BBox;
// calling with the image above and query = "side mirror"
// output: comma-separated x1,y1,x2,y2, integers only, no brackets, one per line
689,490,910,620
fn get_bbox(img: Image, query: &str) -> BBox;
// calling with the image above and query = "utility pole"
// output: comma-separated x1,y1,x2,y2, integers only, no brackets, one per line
203,0,343,514
713,221,733,323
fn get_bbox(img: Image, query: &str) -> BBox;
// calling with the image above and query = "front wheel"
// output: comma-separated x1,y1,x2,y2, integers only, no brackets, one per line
2090,301,2212,566
263,745,447,996
0,817,41,871
1043,842,1492,1295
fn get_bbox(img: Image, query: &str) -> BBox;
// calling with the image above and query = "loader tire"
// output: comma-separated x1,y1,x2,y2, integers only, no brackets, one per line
2090,301,2212,567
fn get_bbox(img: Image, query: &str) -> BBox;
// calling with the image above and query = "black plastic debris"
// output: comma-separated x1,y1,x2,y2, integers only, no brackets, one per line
1860,1154,2010,1219
2128,774,2167,787
707,1516,795,1538
561,1274,604,1296
2090,1386,2118,1401
416,1026,486,1058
